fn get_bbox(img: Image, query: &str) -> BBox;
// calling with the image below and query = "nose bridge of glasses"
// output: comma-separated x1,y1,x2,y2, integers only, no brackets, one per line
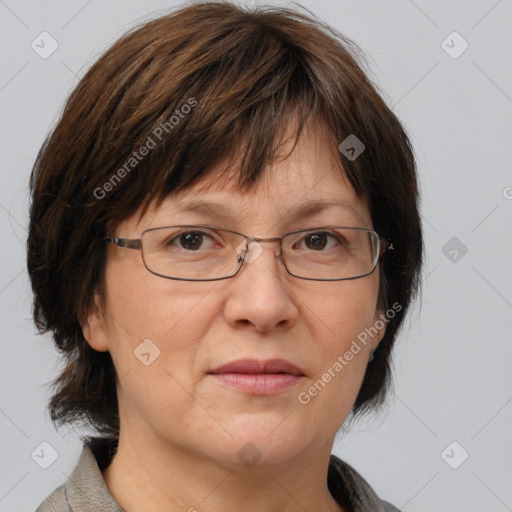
238,235,283,262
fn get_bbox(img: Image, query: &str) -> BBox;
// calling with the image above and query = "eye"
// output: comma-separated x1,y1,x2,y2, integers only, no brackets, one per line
294,231,342,251
168,230,219,251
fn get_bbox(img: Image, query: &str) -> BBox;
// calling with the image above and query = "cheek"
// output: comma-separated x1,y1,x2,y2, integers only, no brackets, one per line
101,255,220,388
103,276,221,439
106,259,218,346
294,277,379,418
299,273,380,349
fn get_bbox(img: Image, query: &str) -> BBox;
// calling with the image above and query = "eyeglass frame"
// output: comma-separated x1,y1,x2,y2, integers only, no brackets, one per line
105,224,394,282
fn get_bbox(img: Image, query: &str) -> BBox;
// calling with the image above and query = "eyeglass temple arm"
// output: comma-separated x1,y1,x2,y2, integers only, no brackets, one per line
105,236,142,250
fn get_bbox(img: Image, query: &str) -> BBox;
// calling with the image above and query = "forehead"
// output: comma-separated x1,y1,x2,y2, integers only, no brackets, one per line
123,119,371,232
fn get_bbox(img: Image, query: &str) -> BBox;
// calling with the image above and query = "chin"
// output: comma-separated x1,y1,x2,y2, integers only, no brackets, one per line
206,415,314,469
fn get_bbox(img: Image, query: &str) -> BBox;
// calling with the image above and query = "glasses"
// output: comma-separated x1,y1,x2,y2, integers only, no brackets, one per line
105,224,393,281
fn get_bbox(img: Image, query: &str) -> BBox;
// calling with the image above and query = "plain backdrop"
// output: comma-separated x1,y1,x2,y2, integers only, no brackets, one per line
1,1,511,511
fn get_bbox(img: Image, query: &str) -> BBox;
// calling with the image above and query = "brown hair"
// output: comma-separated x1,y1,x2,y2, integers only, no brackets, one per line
27,1,423,439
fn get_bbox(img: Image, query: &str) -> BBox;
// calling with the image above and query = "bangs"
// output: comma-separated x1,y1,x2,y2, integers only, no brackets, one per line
78,5,370,229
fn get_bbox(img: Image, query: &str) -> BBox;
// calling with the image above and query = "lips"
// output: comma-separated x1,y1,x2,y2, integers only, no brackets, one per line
207,359,305,395
208,358,304,376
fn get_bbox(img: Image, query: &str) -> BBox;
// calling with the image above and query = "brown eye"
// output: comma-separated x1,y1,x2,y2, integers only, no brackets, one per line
304,232,328,250
165,230,218,251
179,231,204,250
294,231,343,251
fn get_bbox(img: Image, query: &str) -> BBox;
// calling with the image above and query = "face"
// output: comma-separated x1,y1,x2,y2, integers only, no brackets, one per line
84,121,386,469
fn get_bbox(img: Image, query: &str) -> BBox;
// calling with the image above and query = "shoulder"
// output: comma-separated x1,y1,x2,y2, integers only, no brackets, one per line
328,453,402,512
381,501,402,512
35,483,69,512
35,438,123,512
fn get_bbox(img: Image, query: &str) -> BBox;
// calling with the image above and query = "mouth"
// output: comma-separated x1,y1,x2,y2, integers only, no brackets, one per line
207,358,305,395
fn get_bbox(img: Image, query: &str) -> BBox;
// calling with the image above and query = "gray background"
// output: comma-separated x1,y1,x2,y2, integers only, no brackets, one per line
1,1,511,511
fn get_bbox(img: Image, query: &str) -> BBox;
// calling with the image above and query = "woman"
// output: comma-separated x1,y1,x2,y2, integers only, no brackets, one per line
28,2,422,511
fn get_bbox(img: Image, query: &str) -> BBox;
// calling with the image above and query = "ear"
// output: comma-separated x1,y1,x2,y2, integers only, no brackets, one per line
81,293,109,352
371,308,388,352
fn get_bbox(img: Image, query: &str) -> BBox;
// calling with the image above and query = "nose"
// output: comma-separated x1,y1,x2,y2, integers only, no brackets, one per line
223,239,299,332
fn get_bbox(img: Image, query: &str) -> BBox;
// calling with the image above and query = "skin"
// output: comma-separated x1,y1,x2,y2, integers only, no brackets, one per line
83,120,386,512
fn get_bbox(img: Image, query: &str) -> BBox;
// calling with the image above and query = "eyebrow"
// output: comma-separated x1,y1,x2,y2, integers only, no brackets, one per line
169,197,367,224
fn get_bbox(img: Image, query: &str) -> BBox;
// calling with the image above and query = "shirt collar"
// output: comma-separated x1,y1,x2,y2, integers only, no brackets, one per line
64,440,123,511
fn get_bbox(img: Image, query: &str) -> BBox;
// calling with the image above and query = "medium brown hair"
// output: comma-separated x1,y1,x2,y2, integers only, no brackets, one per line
27,1,423,438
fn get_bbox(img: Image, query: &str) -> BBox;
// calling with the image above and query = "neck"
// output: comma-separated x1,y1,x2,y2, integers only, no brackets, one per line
101,429,345,512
